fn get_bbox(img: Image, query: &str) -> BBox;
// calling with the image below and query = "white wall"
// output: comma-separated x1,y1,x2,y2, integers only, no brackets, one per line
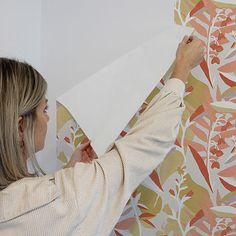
0,0,41,69
0,0,174,173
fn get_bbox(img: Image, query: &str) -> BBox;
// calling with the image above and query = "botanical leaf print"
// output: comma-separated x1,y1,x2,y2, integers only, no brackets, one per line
57,1,236,235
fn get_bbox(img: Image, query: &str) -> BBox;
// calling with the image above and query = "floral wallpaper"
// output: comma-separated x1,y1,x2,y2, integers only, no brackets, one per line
57,1,236,235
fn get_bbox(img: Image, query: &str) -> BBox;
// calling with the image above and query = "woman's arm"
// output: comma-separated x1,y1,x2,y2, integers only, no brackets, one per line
54,36,205,235
55,79,185,235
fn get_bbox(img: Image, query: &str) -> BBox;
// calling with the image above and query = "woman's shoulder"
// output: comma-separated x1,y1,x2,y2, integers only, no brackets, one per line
0,174,60,223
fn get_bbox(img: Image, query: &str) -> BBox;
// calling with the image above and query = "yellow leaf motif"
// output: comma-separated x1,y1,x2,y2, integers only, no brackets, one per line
74,137,83,147
136,185,162,217
57,103,73,133
75,128,83,136
163,204,172,216
58,152,68,164
163,218,182,236
160,150,184,185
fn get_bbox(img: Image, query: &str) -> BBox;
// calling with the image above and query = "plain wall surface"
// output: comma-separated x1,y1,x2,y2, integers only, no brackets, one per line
0,0,174,173
0,0,41,70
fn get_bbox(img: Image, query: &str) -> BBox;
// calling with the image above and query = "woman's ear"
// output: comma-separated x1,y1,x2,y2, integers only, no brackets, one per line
18,116,24,138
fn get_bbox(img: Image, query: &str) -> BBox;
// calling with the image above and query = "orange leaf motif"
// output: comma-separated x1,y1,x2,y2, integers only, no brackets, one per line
190,0,205,17
169,189,175,196
219,25,236,35
64,137,70,143
190,105,205,122
190,125,208,142
220,73,236,87
219,177,236,191
139,213,155,219
218,61,236,73
190,20,208,38
202,0,216,17
196,118,211,130
196,12,210,25
149,170,163,191
200,59,213,87
211,161,220,169
114,230,123,236
137,204,148,210
190,209,204,226
211,57,220,65
189,145,213,192
186,140,206,152
115,218,136,230
219,129,236,139
142,219,156,228
218,165,236,177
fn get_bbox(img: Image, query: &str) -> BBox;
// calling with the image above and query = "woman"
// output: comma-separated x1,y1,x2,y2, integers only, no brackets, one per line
0,36,205,235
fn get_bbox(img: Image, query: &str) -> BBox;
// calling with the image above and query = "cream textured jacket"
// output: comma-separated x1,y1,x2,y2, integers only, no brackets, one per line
0,79,185,236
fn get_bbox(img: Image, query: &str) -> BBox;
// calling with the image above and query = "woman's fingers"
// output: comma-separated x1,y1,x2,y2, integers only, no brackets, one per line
178,35,205,68
78,139,97,163
181,35,189,44
82,150,92,163
80,140,91,150
172,35,206,82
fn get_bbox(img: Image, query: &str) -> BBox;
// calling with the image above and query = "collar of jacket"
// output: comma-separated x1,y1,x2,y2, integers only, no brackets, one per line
0,175,61,223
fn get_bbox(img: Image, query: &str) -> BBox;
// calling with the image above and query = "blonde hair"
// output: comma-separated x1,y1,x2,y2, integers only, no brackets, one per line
0,58,47,190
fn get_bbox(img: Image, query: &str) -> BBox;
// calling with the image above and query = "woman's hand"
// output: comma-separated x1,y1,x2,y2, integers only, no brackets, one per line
64,140,96,168
172,35,205,83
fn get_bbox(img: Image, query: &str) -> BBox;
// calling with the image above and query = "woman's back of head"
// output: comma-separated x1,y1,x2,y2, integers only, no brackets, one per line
0,58,47,190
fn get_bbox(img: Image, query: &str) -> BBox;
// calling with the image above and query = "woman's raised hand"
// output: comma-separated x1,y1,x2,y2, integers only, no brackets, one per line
172,35,205,83
64,140,97,168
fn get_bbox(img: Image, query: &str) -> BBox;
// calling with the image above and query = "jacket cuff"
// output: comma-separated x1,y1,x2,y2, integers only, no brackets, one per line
163,78,185,98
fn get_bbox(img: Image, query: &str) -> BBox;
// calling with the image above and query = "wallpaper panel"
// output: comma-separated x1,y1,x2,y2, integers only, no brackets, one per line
57,1,236,235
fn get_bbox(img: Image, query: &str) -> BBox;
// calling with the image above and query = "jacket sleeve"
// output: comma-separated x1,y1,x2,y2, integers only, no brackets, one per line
54,78,185,235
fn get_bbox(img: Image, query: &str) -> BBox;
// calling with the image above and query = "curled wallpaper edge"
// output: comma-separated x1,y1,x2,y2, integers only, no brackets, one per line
57,25,193,156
